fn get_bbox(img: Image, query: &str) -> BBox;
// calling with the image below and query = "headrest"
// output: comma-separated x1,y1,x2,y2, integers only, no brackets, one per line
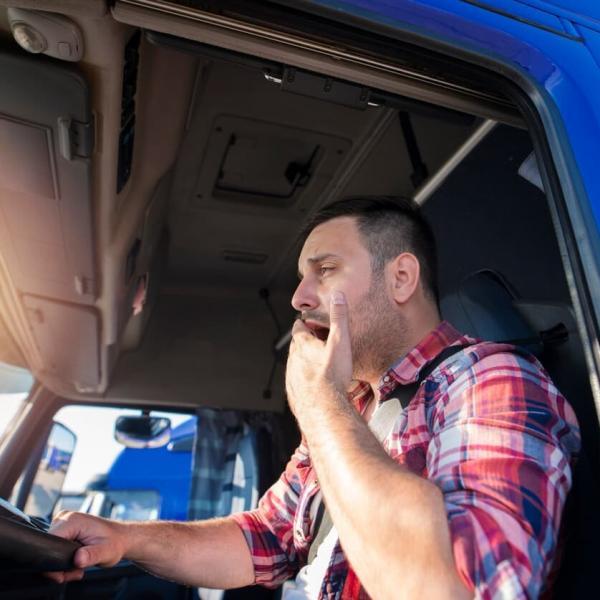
441,270,541,353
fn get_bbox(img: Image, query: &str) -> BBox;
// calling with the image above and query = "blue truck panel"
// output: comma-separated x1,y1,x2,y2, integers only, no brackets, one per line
107,418,196,521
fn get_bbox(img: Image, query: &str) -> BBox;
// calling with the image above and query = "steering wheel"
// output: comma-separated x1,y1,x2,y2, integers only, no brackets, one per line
0,497,80,571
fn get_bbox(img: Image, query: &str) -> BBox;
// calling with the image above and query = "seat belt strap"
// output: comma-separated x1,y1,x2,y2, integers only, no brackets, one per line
306,343,471,564
307,502,333,564
397,343,472,408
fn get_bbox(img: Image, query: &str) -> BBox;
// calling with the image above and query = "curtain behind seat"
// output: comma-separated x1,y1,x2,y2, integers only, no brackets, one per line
189,409,271,600
188,408,245,520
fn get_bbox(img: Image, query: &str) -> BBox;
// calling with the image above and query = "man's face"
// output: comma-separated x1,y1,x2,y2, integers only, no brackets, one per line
292,216,406,379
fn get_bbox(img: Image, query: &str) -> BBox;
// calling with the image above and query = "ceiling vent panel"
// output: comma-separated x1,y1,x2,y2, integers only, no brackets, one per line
216,133,319,200
191,115,351,211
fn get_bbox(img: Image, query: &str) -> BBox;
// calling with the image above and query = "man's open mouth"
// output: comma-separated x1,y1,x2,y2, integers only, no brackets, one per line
304,321,330,341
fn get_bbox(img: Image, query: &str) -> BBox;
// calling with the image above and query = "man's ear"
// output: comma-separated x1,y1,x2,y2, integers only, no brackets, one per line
387,253,421,304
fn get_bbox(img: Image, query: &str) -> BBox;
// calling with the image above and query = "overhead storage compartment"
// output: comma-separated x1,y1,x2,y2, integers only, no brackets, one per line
0,51,95,304
21,295,100,391
0,49,98,390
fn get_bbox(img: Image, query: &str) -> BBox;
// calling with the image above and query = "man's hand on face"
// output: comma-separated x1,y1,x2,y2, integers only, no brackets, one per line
286,290,353,419
45,511,127,583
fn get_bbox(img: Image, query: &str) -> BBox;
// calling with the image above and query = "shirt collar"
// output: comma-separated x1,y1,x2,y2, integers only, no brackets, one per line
378,321,468,399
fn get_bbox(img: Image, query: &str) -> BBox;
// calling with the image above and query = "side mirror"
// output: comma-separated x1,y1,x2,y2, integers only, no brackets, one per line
114,415,171,448
23,421,77,519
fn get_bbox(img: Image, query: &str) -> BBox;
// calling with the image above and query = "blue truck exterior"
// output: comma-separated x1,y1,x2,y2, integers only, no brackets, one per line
106,418,196,521
42,446,72,473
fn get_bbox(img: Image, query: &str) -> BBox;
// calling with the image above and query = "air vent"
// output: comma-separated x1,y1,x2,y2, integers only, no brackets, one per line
222,249,268,265
117,30,141,193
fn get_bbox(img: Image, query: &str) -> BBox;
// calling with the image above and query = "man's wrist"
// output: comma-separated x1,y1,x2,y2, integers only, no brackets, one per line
294,381,357,452
294,379,346,420
113,520,140,561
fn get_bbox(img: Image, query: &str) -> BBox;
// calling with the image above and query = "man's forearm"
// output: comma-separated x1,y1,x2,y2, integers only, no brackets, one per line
120,517,255,589
298,385,471,599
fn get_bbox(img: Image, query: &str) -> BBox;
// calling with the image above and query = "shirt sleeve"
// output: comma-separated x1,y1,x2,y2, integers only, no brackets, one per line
427,352,581,599
230,440,311,588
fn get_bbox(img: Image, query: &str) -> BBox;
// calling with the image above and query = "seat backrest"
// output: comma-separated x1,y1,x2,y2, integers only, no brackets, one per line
441,269,600,598
440,269,540,352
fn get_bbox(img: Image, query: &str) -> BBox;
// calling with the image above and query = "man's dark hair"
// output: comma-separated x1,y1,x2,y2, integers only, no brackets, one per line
304,196,439,303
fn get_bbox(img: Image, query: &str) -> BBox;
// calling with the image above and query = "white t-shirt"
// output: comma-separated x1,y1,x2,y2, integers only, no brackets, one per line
281,525,339,599
281,398,402,599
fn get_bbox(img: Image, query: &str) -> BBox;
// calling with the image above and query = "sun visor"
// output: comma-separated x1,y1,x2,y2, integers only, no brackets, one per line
0,50,98,391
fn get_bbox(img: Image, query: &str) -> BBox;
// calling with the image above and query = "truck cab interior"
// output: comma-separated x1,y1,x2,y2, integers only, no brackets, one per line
0,1,598,598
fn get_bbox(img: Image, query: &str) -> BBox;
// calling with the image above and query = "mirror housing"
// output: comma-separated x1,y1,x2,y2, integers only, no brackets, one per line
114,415,171,449
19,421,77,519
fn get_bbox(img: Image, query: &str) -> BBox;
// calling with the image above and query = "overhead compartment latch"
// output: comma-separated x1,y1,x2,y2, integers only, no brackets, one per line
58,115,95,160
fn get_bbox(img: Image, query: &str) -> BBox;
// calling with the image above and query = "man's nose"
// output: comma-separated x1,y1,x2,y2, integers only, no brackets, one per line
291,277,319,312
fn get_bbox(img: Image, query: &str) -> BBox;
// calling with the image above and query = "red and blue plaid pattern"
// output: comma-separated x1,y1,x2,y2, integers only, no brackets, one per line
232,322,580,599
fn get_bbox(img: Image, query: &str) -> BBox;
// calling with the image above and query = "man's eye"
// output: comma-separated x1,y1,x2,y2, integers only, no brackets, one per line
319,266,334,276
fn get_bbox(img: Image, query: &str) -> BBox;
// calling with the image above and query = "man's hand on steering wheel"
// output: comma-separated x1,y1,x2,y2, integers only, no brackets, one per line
46,511,127,583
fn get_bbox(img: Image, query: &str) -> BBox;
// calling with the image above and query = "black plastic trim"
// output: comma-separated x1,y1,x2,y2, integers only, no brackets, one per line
134,0,519,115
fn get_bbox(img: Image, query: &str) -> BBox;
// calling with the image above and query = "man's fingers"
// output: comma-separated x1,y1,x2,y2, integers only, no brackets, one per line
324,290,353,389
74,546,94,568
328,290,350,346
43,539,117,584
48,512,124,570
291,318,307,336
292,318,314,339
49,511,91,544
291,318,321,350
48,511,75,534
44,571,65,584
64,569,85,582
74,544,117,568
44,568,85,583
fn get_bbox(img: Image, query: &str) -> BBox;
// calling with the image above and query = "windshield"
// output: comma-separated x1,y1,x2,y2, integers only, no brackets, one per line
0,361,33,440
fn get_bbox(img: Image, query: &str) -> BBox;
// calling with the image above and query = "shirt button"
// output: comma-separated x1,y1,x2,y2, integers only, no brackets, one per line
383,376,390,383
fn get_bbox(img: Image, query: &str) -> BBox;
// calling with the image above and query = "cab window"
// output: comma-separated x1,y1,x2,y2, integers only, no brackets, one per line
0,362,33,440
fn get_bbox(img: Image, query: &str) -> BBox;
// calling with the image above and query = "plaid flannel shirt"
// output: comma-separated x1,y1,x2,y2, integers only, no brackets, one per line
232,322,581,599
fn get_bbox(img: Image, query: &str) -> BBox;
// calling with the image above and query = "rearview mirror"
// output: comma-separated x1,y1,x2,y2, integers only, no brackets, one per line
114,415,171,449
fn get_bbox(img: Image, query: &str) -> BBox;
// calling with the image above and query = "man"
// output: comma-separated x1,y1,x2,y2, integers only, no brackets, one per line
49,197,580,599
